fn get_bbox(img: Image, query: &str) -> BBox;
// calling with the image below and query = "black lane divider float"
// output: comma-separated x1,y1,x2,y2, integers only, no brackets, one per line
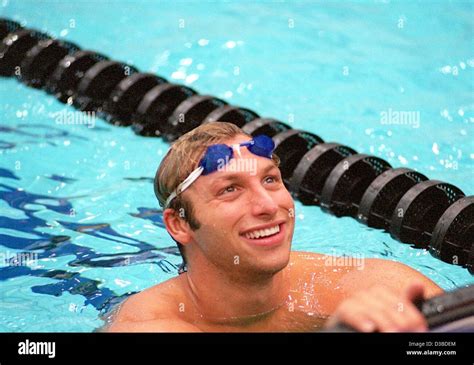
0,19,472,273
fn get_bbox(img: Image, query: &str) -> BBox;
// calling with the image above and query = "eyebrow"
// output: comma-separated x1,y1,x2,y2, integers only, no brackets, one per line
209,163,279,189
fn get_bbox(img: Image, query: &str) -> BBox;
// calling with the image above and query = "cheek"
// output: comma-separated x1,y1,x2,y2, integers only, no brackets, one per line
194,220,238,257
208,199,246,221
277,188,295,209
197,207,239,237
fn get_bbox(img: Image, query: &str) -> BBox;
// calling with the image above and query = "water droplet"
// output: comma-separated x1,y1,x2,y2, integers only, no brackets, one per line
225,40,236,49
171,70,186,80
440,65,451,74
114,279,131,287
398,155,408,165
179,58,193,66
185,73,199,84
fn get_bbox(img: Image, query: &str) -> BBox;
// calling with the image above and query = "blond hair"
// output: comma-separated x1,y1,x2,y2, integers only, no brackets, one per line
154,122,251,208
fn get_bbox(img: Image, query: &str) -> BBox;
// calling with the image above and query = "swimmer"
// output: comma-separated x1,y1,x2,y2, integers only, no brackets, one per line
105,122,443,332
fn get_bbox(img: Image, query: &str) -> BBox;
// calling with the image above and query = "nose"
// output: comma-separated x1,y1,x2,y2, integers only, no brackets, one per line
248,184,279,217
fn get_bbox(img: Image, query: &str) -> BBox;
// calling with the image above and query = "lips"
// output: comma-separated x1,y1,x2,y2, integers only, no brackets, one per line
239,222,286,247
244,224,280,239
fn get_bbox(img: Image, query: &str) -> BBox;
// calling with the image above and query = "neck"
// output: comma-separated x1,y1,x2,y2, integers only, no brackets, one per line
183,258,290,324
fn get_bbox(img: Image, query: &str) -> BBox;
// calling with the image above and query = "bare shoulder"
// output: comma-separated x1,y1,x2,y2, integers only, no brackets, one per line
289,250,328,266
118,277,182,321
106,318,201,332
289,251,443,303
340,258,444,298
105,275,198,332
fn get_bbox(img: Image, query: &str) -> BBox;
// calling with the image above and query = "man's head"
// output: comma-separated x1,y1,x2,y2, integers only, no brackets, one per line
154,122,295,279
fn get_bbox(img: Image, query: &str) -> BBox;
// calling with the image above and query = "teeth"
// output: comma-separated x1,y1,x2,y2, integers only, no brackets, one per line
244,225,280,239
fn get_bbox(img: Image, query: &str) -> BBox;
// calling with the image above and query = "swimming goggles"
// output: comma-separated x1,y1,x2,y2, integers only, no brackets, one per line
165,134,275,208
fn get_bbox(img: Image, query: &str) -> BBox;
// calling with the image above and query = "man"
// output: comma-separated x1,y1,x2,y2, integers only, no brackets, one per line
106,122,442,332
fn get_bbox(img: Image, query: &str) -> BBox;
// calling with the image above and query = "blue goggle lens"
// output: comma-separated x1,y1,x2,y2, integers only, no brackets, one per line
199,134,275,175
248,134,275,158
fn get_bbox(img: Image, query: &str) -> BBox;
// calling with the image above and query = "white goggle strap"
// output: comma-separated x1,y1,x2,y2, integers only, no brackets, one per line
232,143,242,157
164,166,204,208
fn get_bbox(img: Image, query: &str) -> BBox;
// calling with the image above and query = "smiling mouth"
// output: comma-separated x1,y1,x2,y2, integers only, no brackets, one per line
240,223,286,247
244,224,280,239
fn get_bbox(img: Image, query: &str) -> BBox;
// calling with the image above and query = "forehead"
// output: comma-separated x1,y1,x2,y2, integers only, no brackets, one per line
215,134,272,167
194,134,277,182
196,134,255,163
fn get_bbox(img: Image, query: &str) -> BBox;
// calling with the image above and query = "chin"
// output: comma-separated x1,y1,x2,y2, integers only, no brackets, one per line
251,249,291,275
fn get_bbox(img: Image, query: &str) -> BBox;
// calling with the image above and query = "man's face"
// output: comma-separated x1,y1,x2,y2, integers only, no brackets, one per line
183,134,295,277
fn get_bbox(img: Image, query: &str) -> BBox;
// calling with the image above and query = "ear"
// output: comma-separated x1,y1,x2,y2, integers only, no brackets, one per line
163,208,193,246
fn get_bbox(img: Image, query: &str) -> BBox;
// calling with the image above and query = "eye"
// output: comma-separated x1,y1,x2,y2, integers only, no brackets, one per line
264,175,280,184
219,185,237,195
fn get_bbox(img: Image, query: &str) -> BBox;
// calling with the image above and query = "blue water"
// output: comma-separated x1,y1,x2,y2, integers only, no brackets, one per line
0,0,473,332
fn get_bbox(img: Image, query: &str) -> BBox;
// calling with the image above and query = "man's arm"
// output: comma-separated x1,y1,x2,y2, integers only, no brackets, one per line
361,258,443,297
337,258,443,298
325,258,444,332
102,282,201,332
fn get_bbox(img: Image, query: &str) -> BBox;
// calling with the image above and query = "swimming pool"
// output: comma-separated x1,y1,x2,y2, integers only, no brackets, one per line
0,0,473,332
